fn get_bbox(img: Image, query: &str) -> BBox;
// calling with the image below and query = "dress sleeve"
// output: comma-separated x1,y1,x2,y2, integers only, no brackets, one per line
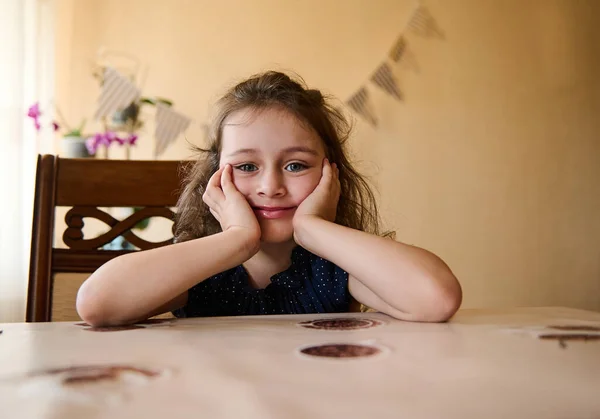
171,274,217,318
171,267,240,318
304,253,350,313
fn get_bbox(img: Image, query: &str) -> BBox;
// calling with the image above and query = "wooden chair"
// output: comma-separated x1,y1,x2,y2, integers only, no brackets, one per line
26,154,190,322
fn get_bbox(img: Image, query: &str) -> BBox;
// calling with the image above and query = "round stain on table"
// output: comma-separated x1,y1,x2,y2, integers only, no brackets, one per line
300,343,381,358
298,318,382,330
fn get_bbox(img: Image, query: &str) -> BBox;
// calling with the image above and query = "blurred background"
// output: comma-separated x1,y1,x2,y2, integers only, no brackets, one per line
1,0,599,322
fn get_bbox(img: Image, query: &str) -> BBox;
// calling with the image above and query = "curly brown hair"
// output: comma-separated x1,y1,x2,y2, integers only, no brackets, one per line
174,71,389,243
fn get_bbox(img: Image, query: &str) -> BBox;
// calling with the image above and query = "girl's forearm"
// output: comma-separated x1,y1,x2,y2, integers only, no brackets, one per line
293,216,462,321
76,228,259,326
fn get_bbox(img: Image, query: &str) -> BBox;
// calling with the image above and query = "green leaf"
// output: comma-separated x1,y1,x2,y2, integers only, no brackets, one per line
64,129,82,137
139,97,173,107
133,207,151,230
155,97,174,107
140,97,156,105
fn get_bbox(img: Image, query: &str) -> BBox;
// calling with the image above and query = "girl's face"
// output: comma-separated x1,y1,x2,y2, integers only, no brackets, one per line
220,107,326,243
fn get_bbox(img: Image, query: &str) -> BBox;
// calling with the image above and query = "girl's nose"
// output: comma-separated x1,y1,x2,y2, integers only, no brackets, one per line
257,169,286,198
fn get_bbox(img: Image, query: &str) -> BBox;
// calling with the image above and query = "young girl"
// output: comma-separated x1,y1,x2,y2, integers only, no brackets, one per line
76,71,462,326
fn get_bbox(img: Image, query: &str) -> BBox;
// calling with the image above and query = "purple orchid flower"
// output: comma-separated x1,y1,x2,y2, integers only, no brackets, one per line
127,134,138,146
85,132,108,155
104,131,117,144
27,102,41,119
85,133,102,155
108,133,137,146
85,137,97,155
86,130,131,155
27,102,42,131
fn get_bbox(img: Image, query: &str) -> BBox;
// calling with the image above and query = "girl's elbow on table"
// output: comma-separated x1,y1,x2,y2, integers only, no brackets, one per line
76,285,104,327
76,265,122,327
421,271,462,322
389,271,462,323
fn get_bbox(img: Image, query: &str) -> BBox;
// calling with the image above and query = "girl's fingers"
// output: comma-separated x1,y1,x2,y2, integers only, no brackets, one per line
220,165,238,196
323,159,334,187
325,162,340,199
202,191,219,211
206,167,225,201
203,183,224,207
321,158,331,178
207,166,223,188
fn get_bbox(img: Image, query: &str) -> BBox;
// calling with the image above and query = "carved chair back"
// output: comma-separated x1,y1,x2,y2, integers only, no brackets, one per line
27,154,189,321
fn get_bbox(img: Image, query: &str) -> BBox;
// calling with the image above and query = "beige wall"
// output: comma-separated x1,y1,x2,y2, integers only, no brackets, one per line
54,0,600,312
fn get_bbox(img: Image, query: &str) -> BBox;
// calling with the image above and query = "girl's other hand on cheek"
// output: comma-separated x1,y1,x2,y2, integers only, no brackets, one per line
293,158,340,234
202,164,261,250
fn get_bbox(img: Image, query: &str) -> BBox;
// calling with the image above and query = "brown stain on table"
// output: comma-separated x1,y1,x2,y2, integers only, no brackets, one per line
300,344,381,358
35,365,160,386
547,325,600,332
298,318,382,330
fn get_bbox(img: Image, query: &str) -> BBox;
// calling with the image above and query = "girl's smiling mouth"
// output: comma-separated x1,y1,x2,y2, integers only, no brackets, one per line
252,206,296,219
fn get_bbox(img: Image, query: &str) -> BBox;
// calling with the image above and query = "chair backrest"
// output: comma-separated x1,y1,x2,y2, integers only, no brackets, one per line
27,154,191,322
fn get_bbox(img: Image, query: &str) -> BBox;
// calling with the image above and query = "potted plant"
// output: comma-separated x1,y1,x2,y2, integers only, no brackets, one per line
27,102,91,158
61,120,90,158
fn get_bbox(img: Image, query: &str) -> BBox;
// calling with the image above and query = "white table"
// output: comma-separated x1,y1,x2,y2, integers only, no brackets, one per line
1,307,599,419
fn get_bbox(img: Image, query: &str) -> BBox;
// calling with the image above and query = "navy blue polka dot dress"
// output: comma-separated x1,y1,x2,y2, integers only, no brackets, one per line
172,246,350,317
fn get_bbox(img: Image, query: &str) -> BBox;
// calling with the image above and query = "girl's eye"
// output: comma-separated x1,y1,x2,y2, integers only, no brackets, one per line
285,162,307,172
235,164,258,172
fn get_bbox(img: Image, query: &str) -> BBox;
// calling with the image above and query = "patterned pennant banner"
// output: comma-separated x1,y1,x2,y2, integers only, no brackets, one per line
154,103,191,156
94,67,140,119
346,87,377,126
336,2,442,127
389,35,407,63
408,5,443,38
371,62,402,100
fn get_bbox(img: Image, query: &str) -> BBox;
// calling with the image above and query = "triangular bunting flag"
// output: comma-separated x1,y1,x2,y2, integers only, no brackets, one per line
390,36,420,73
371,62,402,100
408,5,443,38
94,67,140,119
346,87,377,126
154,103,191,157
389,35,407,63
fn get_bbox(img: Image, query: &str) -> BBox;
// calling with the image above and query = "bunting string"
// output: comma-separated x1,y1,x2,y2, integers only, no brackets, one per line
345,1,441,126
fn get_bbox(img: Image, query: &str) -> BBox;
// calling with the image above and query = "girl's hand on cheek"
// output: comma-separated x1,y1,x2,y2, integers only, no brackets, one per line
293,158,340,231
203,164,261,249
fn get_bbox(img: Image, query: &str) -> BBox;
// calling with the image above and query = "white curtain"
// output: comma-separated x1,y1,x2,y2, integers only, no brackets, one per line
0,0,55,322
